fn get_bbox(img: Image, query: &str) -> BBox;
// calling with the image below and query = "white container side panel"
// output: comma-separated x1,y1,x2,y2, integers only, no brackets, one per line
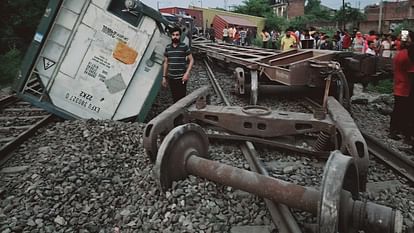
113,19,170,120
80,3,100,30
48,25,72,47
56,8,79,30
36,41,64,85
59,24,94,77
91,0,107,9
63,0,87,14
47,72,104,118
35,2,86,89
48,3,161,119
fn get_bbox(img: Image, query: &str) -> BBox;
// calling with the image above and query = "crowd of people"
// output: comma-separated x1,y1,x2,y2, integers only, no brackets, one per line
209,25,404,58
220,25,257,46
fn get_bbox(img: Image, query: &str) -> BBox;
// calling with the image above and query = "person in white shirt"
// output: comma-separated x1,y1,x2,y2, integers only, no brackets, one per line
261,29,270,48
365,41,377,55
299,29,315,49
223,26,229,43
228,26,234,42
381,35,392,58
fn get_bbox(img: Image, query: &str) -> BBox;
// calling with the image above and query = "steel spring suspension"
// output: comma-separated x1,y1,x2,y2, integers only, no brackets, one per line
314,131,331,151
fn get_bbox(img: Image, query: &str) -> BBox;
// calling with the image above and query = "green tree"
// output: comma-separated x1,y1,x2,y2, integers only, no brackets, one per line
0,0,49,53
288,16,310,30
393,20,414,36
233,0,272,17
264,13,287,32
0,48,22,87
0,0,48,87
304,0,332,21
334,3,365,30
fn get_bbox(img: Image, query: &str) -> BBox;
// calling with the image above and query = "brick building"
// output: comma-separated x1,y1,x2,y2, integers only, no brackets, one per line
270,0,305,19
360,0,414,33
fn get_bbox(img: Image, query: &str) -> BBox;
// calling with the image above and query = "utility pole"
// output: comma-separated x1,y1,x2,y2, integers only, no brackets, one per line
342,0,345,30
378,0,383,33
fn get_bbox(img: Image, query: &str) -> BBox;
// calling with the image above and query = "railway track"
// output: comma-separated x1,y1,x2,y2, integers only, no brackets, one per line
303,97,414,184
0,60,409,232
145,60,405,233
0,94,56,166
363,132,414,184
203,59,303,233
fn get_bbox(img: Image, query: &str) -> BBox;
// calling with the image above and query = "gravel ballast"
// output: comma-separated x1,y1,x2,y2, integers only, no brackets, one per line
1,60,413,232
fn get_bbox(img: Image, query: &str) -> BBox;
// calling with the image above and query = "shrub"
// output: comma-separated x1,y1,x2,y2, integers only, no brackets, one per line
367,79,393,94
0,48,22,88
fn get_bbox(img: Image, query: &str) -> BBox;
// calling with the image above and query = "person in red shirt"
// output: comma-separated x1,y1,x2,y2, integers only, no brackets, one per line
395,36,402,51
390,30,414,152
342,30,352,51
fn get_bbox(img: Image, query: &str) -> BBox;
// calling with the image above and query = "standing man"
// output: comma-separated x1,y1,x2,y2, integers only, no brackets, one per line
389,30,414,149
261,29,270,48
162,27,194,103
223,26,229,43
281,29,296,51
209,24,215,42
342,30,352,51
239,28,247,46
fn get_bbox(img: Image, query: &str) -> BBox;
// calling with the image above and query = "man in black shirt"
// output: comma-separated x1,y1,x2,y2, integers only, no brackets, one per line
162,27,194,103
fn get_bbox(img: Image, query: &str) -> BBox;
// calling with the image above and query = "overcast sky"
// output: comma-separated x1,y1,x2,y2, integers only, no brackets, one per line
141,0,382,11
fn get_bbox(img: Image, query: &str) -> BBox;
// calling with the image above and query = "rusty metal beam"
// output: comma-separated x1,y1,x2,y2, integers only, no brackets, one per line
327,97,369,191
188,105,336,137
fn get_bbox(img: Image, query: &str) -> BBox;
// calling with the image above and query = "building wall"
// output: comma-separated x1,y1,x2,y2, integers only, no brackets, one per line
361,0,414,33
359,21,380,34
365,1,414,21
271,0,304,19
189,6,266,37
159,7,203,28
287,0,305,18
273,4,288,18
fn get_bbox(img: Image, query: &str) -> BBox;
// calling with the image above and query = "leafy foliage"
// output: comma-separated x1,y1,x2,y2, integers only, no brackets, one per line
0,48,22,87
288,16,310,30
0,0,48,87
304,0,332,21
393,20,414,36
264,13,287,31
334,2,366,29
367,79,393,94
233,0,273,17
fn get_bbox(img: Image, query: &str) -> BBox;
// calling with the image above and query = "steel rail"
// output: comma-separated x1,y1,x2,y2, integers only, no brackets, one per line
203,59,302,233
207,133,330,159
0,94,58,166
0,114,56,166
0,94,18,110
203,59,231,106
363,132,414,184
240,142,303,233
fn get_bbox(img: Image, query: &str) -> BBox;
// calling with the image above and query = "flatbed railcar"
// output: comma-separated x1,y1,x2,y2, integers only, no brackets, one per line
192,42,393,105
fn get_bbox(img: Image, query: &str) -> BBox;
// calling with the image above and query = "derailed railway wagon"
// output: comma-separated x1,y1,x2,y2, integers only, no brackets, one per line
192,42,393,105
14,0,172,121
